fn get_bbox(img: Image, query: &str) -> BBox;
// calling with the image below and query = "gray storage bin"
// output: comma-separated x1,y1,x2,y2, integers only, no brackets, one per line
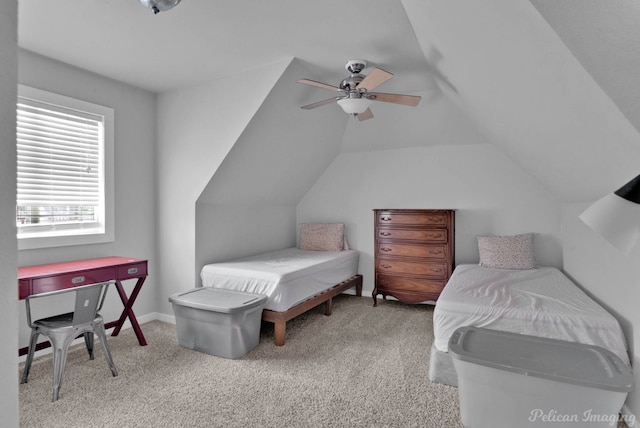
449,326,634,427
169,287,267,359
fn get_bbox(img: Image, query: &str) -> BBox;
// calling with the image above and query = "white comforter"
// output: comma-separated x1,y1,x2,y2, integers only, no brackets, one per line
434,264,629,365
200,247,359,312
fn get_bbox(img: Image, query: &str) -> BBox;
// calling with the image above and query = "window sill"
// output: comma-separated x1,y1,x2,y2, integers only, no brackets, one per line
18,230,114,250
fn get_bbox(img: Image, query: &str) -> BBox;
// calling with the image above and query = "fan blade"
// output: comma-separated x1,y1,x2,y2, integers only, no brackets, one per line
367,92,421,106
357,108,374,121
357,68,393,91
301,97,342,110
297,79,344,92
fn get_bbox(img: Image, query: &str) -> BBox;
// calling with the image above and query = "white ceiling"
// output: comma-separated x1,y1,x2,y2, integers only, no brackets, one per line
17,0,640,202
18,0,437,95
18,0,640,108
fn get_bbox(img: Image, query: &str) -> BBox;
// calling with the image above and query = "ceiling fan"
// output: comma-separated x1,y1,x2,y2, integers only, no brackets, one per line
139,0,181,14
297,60,421,121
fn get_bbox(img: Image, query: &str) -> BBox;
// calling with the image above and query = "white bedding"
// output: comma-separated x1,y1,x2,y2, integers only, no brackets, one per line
434,264,629,365
200,247,359,312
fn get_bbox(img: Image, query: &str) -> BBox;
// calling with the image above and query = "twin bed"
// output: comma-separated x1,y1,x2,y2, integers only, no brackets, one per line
198,226,629,383
429,234,630,386
199,224,362,346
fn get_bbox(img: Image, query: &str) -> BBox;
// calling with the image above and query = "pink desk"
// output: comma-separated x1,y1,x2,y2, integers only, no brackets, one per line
18,256,148,356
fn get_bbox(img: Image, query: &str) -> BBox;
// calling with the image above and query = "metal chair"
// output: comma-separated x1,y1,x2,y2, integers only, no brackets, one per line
20,281,118,401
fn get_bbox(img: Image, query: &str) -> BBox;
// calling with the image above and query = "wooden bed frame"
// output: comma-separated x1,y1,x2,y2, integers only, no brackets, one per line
261,274,363,346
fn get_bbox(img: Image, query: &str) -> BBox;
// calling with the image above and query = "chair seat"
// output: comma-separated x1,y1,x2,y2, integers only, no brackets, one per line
34,312,103,329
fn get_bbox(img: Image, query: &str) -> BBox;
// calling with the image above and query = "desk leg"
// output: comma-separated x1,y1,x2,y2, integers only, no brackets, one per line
105,277,147,346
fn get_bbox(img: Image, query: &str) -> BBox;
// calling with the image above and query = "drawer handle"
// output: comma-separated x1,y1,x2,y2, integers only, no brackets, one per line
428,233,442,239
429,268,442,273
380,216,392,222
72,276,85,284
380,232,392,237
127,267,138,275
381,264,393,269
429,250,443,255
381,247,393,252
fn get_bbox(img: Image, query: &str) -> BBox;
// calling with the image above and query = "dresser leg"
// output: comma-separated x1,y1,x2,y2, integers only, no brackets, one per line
372,289,378,307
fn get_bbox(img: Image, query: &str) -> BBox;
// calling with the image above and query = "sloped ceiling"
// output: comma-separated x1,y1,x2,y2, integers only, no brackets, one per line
339,89,491,153
18,0,640,203
403,0,640,203
531,0,640,136
197,58,348,206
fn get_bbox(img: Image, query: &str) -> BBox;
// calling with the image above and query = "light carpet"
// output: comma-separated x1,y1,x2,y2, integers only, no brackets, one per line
19,295,463,428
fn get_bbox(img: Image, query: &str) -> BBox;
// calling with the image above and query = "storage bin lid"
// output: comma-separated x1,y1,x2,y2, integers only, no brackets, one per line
449,326,634,392
169,287,267,313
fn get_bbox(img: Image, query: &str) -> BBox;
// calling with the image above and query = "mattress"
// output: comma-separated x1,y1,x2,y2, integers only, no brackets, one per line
200,247,359,312
434,264,629,366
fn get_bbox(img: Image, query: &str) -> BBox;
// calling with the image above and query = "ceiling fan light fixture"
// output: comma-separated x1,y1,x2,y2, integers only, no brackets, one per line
139,0,182,14
337,97,372,115
297,59,417,120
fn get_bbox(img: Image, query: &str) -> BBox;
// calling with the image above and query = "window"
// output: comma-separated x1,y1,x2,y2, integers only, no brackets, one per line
16,85,114,250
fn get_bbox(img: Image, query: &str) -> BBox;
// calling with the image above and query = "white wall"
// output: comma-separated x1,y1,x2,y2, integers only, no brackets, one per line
297,144,563,294
195,58,348,277
160,58,352,313
562,203,640,418
156,59,295,315
196,204,297,269
16,50,158,349
0,2,19,426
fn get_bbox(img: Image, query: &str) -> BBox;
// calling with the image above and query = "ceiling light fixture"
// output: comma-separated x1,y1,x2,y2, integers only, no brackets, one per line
336,96,372,115
579,175,640,254
139,0,182,14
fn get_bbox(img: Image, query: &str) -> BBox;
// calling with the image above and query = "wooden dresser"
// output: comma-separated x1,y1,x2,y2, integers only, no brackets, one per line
373,209,455,306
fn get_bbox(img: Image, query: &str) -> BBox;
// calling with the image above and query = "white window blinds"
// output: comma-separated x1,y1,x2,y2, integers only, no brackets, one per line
16,96,104,229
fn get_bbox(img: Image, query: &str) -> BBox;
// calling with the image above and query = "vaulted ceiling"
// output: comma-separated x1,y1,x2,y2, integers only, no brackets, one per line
18,0,640,203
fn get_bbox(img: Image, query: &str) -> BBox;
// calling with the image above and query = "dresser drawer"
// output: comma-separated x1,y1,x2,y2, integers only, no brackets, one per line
117,262,147,280
376,274,446,294
377,228,447,243
376,212,448,227
376,259,447,278
30,268,116,295
377,243,447,259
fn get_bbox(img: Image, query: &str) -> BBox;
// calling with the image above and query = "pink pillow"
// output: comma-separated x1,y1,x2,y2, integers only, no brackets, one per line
299,223,345,251
477,233,535,269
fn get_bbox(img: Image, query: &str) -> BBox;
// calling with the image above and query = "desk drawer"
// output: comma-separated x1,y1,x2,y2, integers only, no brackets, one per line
117,262,147,280
31,268,116,295
19,280,30,300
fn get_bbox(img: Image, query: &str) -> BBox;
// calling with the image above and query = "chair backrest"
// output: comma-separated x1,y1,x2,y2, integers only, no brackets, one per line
72,282,109,326
24,281,112,327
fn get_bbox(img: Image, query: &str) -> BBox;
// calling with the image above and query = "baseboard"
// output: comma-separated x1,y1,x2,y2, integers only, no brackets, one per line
18,312,174,363
153,312,176,325
115,311,175,326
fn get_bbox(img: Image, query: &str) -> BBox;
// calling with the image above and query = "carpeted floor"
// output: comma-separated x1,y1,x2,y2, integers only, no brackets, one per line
19,295,463,428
